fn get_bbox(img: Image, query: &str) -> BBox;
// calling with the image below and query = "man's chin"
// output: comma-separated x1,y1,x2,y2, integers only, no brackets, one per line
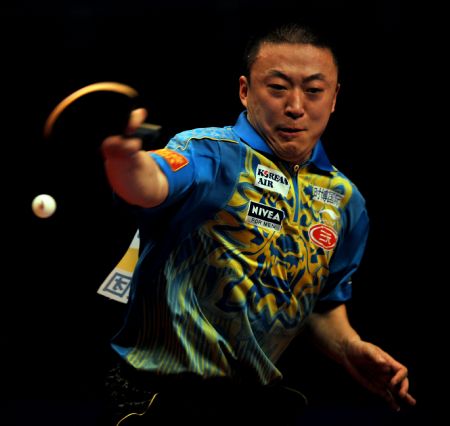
270,141,313,164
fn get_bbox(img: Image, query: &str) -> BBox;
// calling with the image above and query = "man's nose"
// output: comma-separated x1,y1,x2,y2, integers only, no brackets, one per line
285,89,304,119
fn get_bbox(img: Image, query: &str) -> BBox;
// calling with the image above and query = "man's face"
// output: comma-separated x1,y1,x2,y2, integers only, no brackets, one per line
239,42,339,164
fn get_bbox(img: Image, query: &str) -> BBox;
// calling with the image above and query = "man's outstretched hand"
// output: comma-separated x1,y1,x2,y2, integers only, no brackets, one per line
342,339,416,411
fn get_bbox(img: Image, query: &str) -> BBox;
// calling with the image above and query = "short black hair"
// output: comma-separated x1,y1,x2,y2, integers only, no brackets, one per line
242,22,339,78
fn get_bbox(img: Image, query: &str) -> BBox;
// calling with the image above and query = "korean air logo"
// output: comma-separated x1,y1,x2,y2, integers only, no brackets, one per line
255,165,290,196
309,224,338,250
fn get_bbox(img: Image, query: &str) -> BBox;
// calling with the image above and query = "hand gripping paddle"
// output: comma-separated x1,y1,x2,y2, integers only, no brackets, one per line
43,81,161,143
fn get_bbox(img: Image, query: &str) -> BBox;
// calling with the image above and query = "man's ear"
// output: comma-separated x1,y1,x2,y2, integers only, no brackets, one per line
239,75,249,108
331,83,340,113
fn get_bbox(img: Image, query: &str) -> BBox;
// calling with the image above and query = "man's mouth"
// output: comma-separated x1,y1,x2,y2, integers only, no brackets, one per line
278,127,305,134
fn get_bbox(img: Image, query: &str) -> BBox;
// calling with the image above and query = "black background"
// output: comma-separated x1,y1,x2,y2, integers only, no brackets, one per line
1,1,438,424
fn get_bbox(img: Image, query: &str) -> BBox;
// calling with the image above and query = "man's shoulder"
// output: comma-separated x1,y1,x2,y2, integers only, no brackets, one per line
173,125,239,144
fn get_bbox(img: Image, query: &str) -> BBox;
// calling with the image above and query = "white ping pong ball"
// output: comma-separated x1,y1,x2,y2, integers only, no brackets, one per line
32,194,57,218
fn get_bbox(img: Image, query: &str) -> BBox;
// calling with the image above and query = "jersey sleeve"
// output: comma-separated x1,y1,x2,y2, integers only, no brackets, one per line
148,137,197,208
147,130,233,211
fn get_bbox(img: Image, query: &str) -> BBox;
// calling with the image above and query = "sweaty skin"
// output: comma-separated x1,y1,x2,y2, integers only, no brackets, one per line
239,42,339,165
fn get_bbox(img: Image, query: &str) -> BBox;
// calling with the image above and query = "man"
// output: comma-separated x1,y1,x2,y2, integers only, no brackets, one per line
100,23,416,425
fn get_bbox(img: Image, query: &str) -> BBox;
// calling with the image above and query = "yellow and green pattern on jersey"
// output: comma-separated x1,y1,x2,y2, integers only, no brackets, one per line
112,112,368,385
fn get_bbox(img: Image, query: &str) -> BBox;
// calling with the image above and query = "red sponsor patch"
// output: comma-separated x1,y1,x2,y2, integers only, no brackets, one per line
151,149,189,171
309,224,338,250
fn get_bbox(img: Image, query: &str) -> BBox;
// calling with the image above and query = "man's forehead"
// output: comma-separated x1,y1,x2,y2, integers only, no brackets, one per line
253,43,337,79
266,69,328,81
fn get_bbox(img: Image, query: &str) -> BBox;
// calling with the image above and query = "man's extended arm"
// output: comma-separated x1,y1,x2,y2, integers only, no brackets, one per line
307,303,416,411
101,108,168,208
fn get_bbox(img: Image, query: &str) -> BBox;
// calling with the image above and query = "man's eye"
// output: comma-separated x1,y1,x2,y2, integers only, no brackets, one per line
306,87,324,94
268,84,286,90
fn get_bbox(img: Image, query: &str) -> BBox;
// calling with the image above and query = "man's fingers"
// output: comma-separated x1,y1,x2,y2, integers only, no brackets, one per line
390,368,408,387
403,392,417,406
102,135,142,158
384,389,400,412
127,108,148,133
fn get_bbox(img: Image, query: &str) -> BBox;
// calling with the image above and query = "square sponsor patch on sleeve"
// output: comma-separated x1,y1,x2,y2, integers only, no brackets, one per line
151,149,189,171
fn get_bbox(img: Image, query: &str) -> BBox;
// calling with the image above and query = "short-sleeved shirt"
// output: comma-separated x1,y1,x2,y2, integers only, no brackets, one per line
111,111,369,385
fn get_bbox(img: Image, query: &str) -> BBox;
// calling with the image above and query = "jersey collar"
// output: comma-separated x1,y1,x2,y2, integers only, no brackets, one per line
233,111,334,172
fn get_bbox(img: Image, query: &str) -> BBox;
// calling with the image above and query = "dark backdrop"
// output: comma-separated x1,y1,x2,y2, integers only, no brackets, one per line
1,1,436,425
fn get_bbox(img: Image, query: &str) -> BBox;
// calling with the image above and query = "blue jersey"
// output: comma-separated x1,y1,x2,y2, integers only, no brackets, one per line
111,111,369,385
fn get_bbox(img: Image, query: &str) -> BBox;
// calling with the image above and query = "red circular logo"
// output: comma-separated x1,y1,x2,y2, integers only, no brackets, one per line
309,224,338,250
